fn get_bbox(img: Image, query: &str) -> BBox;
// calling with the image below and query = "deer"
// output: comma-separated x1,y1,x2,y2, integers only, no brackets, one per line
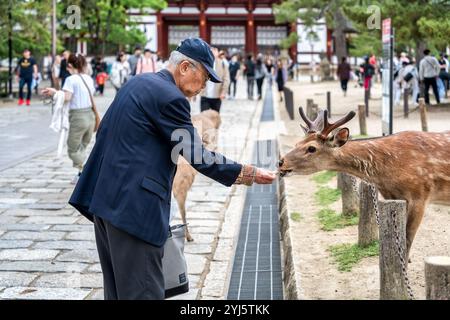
278,107,450,261
172,109,222,242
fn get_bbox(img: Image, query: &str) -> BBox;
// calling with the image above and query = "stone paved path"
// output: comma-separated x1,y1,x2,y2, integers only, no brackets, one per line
0,83,258,300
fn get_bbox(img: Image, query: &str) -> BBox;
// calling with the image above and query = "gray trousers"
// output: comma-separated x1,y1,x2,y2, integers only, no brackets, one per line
93,216,165,300
68,108,95,170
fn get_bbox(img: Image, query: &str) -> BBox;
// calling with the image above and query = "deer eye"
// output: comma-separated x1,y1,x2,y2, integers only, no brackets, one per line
307,146,316,153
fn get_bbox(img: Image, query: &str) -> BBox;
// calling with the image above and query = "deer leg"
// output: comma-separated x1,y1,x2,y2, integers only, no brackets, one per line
175,192,194,242
405,201,426,263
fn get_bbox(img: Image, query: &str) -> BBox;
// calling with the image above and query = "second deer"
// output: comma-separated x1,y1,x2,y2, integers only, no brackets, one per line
172,109,221,242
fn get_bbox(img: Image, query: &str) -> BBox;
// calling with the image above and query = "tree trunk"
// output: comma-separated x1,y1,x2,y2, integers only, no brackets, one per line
102,0,115,56
415,40,427,68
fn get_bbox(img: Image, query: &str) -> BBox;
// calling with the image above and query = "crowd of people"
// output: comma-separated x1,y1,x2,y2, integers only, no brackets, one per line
336,50,449,106
13,44,290,108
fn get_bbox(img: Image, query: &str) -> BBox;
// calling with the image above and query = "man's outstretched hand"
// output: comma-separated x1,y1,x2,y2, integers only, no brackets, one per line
254,168,277,184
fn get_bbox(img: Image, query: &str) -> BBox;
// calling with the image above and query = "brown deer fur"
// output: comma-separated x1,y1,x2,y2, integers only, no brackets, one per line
172,109,221,241
279,108,450,260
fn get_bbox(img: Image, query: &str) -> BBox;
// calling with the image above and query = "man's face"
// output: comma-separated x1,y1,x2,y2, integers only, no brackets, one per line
63,51,69,59
176,60,209,98
23,51,30,59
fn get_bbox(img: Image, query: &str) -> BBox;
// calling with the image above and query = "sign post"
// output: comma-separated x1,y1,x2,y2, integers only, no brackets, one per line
382,18,394,135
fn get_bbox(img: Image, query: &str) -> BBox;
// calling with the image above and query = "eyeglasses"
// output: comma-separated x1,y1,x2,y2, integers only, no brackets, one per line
188,62,210,85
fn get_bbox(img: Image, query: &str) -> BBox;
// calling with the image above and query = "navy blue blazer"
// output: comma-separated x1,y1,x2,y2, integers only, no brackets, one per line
69,69,242,247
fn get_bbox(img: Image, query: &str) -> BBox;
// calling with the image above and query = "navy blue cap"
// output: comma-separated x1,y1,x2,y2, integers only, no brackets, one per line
175,38,221,83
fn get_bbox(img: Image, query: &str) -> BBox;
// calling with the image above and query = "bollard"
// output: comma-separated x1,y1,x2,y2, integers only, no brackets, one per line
419,98,428,132
379,200,408,300
364,89,370,117
425,256,450,300
327,91,331,118
341,173,359,217
358,104,367,136
403,88,410,118
358,181,378,247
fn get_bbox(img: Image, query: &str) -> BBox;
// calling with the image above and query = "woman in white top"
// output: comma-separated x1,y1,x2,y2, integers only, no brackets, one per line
42,53,96,183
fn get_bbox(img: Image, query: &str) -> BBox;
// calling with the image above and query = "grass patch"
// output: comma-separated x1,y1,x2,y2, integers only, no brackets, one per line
351,134,374,139
290,212,301,222
317,208,358,231
315,187,341,206
328,241,379,272
312,171,337,185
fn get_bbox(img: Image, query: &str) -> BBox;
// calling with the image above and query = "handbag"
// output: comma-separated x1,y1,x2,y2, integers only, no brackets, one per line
163,224,189,299
78,74,101,132
403,72,413,82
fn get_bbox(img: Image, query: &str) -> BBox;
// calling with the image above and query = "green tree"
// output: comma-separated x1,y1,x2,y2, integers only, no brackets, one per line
58,0,167,55
274,0,450,63
0,1,53,60
0,0,167,61
344,0,450,62
273,0,357,62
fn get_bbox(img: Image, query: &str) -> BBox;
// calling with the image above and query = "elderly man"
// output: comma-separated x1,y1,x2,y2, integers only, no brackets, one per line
69,38,276,300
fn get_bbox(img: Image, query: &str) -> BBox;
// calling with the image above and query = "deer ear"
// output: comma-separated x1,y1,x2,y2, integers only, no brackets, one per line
332,128,350,147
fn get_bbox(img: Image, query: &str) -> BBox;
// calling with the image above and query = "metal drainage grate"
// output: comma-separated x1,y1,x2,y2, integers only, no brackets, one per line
227,140,283,300
260,86,274,122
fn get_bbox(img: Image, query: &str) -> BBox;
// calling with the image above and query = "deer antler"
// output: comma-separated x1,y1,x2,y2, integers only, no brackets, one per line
298,107,326,134
319,110,356,139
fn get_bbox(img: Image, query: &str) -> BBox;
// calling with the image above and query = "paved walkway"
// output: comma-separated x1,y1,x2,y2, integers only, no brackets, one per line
0,81,259,299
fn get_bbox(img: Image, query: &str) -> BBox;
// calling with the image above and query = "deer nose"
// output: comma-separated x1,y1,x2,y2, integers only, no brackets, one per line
278,159,284,168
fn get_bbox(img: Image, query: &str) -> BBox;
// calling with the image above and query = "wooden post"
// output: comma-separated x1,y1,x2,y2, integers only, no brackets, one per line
379,200,408,300
358,104,367,136
425,256,450,300
364,88,369,117
306,100,318,121
403,88,409,118
358,181,378,247
326,91,331,118
419,98,428,132
341,173,359,217
306,99,314,116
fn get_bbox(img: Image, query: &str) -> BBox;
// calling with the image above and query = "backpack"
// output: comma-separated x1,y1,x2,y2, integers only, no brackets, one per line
403,72,413,82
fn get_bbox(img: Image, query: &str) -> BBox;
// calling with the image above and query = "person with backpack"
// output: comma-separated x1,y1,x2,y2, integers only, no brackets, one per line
400,60,420,105
361,57,375,92
419,49,441,105
135,49,157,75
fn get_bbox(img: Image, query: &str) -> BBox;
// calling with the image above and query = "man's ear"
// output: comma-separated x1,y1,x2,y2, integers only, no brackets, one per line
179,60,190,75
333,128,350,147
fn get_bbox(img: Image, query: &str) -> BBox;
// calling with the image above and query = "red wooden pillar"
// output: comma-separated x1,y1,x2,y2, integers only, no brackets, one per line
326,28,333,61
289,22,297,62
245,4,256,56
199,0,208,42
156,11,168,59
